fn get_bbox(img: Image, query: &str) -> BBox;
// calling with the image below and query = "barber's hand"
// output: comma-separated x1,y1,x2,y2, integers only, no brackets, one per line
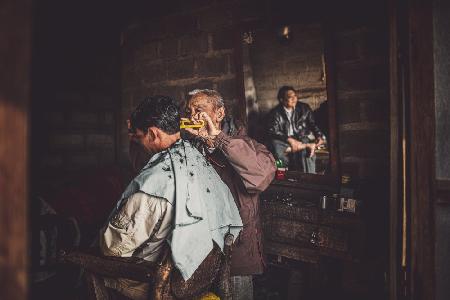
184,112,221,146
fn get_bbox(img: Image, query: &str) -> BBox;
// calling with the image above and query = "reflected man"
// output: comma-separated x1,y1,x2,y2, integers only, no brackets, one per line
267,85,326,173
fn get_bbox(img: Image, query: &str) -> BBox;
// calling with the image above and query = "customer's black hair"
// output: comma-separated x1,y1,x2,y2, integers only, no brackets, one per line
277,85,296,102
129,95,180,135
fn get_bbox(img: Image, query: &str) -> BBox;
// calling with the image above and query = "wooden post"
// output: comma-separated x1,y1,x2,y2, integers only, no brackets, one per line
389,0,402,298
405,0,436,299
0,0,32,299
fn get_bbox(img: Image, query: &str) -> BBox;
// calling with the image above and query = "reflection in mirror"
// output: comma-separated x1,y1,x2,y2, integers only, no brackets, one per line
243,23,330,175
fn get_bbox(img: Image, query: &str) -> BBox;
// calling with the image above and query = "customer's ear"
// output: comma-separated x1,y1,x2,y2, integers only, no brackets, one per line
147,127,158,141
216,106,225,122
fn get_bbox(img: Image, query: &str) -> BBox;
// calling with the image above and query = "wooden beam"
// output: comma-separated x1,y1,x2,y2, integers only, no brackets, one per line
0,0,32,299
407,0,435,299
389,0,402,298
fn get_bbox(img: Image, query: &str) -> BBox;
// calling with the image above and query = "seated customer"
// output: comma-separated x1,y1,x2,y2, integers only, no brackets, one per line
267,86,326,173
100,95,243,300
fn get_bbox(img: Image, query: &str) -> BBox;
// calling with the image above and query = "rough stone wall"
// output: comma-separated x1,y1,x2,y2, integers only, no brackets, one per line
120,1,242,163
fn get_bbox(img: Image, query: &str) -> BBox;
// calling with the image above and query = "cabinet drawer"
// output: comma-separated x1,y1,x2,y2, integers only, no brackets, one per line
264,218,349,253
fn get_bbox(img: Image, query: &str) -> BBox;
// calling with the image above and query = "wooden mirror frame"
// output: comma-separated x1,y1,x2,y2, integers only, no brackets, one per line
234,20,340,189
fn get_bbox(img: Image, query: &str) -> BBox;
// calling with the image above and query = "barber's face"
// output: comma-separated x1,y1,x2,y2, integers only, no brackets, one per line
282,90,298,109
186,94,224,127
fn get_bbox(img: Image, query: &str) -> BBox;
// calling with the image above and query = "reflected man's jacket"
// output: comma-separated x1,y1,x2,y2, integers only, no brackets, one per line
267,102,325,143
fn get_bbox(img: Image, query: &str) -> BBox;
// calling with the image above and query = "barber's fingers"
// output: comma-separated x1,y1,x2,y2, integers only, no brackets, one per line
183,125,209,138
191,112,212,129
192,113,200,121
198,112,215,128
184,127,200,136
184,127,207,136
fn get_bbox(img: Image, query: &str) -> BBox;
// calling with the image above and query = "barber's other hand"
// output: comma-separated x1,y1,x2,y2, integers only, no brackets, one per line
184,112,220,143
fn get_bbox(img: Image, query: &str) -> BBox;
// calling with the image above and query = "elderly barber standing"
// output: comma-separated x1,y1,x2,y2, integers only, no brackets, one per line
184,89,276,300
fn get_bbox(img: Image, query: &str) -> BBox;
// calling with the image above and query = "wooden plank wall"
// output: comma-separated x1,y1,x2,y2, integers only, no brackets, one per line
0,0,32,299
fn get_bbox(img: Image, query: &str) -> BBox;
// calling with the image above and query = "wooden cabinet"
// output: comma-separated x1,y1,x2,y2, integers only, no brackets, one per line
260,184,364,265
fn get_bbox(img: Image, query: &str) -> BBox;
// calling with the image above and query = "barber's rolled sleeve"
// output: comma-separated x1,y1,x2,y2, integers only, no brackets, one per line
100,192,171,258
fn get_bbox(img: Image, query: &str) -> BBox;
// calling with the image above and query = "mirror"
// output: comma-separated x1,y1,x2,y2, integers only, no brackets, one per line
241,23,334,176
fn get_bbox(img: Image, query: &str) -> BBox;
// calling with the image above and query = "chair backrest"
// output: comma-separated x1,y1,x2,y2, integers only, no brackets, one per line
154,233,234,300
59,234,234,300
169,243,223,298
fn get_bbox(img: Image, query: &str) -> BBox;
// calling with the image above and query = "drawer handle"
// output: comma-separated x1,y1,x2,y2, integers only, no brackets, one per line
310,231,318,245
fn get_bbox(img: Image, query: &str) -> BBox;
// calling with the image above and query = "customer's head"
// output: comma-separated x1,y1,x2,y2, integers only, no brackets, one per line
277,86,298,110
128,95,180,153
186,89,225,128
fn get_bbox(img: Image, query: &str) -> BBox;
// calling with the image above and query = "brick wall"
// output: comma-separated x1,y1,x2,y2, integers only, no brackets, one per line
244,23,326,114
242,22,328,144
334,24,389,181
241,19,389,183
120,1,389,182
31,0,389,185
31,1,121,188
120,1,240,163
331,16,390,295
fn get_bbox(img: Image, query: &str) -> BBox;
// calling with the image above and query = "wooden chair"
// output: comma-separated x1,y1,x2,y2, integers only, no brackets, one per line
58,234,234,300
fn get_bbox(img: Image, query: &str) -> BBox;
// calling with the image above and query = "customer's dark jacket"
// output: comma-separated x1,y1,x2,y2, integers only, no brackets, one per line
267,102,325,143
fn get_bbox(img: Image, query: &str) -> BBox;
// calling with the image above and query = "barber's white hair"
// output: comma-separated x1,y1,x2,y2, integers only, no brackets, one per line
187,89,205,96
188,89,225,108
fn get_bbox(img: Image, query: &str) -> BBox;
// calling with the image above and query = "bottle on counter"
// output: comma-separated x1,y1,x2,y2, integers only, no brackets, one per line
319,194,338,211
275,159,287,180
